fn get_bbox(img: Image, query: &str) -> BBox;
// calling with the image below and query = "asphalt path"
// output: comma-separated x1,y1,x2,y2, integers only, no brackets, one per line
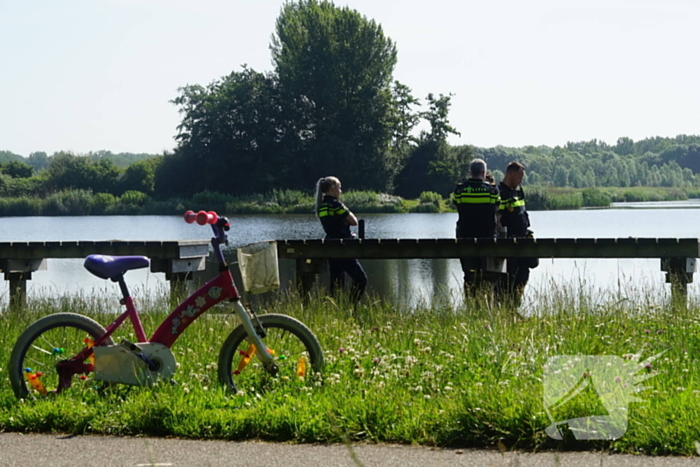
0,433,699,467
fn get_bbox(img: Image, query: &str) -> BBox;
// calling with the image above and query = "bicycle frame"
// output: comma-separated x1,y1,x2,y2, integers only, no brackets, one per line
57,212,275,388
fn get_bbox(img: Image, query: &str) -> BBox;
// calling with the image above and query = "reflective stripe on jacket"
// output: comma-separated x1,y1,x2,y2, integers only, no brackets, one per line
498,182,530,237
453,179,500,238
318,195,352,239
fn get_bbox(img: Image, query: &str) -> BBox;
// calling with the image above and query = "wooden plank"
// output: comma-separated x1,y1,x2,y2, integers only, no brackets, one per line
0,240,210,261
275,238,700,260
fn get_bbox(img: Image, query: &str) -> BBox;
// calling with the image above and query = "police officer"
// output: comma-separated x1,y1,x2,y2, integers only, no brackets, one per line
453,158,501,294
496,161,537,307
315,176,367,303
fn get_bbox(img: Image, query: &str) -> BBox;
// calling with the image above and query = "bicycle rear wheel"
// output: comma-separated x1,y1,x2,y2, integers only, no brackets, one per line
9,313,113,399
218,314,324,392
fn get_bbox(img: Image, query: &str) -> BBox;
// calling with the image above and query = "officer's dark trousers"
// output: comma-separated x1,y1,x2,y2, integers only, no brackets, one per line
329,258,367,303
460,258,502,297
495,258,531,307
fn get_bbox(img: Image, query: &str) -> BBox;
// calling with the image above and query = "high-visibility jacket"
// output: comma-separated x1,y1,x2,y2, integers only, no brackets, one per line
317,195,352,239
453,179,500,238
498,182,530,237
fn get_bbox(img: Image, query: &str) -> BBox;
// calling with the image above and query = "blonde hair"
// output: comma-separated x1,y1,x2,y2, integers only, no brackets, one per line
315,176,340,212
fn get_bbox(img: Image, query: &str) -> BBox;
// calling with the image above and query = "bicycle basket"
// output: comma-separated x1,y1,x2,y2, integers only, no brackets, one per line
236,240,280,294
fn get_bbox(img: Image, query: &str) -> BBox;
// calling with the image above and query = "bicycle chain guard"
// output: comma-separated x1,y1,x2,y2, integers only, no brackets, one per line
93,342,177,386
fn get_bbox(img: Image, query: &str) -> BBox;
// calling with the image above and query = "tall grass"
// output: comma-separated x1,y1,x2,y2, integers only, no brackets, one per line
0,285,698,454
3,186,700,217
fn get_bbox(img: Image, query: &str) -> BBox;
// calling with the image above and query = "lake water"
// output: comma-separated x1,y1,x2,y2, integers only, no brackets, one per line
1,204,699,311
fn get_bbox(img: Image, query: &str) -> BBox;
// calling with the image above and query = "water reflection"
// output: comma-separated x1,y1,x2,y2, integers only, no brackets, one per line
1,210,699,310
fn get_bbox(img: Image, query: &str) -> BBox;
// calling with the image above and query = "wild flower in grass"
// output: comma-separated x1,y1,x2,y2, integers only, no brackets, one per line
424,394,431,400
182,386,190,394
475,382,483,387
413,338,422,346
372,357,380,365
353,367,365,378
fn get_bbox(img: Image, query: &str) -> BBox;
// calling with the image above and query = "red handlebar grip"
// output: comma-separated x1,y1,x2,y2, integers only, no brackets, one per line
184,210,197,224
196,210,219,225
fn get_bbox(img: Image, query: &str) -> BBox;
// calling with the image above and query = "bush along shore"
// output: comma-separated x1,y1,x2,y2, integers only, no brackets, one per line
0,286,698,455
1,186,699,217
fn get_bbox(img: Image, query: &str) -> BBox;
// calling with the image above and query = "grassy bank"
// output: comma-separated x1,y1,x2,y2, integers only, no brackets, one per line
1,287,698,455
1,186,699,216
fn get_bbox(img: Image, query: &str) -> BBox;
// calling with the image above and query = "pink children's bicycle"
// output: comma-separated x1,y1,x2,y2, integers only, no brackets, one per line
9,210,324,398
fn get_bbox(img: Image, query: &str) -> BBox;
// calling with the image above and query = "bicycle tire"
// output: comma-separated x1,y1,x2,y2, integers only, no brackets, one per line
9,313,113,399
218,314,324,392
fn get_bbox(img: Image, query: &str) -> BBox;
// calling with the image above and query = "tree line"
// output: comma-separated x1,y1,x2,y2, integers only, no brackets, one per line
2,0,700,208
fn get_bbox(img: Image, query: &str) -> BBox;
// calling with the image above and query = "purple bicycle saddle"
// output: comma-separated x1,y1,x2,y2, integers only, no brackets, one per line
84,255,150,280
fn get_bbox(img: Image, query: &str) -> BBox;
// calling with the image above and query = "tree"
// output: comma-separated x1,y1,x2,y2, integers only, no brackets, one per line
0,161,33,178
394,93,464,198
46,153,122,194
167,67,284,197
121,158,160,195
271,0,399,191
27,152,49,171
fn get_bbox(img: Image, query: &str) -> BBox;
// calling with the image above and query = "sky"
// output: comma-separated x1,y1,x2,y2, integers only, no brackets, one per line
1,0,699,157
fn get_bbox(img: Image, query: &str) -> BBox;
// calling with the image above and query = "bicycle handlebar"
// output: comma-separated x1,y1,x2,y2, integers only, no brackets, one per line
184,210,219,226
184,210,230,265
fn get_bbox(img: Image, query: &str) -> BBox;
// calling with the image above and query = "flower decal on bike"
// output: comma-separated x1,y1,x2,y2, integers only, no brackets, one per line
171,317,181,335
195,296,207,308
181,305,197,318
209,287,222,300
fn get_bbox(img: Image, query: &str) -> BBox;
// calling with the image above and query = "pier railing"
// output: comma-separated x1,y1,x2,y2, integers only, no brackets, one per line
275,237,698,304
2,237,697,308
0,240,210,308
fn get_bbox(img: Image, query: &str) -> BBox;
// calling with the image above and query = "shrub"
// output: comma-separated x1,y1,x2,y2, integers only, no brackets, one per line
271,189,313,207
418,191,442,206
92,192,118,214
409,203,440,213
119,190,150,207
191,190,234,212
581,188,611,207
45,190,94,215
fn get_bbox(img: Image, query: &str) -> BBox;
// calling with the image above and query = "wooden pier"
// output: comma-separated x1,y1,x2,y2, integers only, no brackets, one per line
2,237,698,308
0,240,210,308
275,237,699,304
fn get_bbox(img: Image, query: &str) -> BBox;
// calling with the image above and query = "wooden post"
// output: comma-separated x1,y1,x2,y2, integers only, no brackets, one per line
661,257,695,308
167,271,191,304
7,272,30,310
296,258,323,300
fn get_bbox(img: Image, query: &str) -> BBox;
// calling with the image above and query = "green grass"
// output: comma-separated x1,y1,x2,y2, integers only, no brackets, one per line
0,288,699,455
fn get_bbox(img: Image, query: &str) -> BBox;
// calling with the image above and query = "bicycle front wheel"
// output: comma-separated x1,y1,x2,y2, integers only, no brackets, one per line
218,314,324,392
8,313,113,399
